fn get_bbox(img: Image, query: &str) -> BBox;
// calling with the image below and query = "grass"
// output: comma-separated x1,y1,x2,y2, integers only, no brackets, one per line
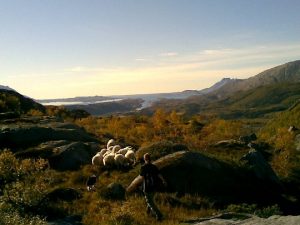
74,193,217,225
59,163,218,225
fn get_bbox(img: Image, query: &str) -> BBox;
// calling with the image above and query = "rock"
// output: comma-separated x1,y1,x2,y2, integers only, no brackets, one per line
0,122,98,149
239,133,257,144
15,140,71,158
15,140,99,171
42,188,82,203
0,111,20,120
101,182,126,200
136,141,188,163
146,151,282,205
49,142,98,171
214,139,246,148
240,149,280,185
185,213,300,225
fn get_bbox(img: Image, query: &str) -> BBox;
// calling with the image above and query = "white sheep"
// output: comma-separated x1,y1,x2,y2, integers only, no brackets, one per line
125,149,136,165
98,148,108,157
116,148,128,155
92,154,104,166
113,145,121,153
103,150,112,158
107,139,115,149
114,153,129,168
103,153,115,167
107,146,114,152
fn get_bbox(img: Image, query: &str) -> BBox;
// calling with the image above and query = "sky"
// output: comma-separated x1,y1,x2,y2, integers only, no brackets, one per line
0,0,300,99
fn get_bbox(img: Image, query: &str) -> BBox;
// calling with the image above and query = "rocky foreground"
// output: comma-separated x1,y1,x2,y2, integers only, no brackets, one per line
183,213,300,225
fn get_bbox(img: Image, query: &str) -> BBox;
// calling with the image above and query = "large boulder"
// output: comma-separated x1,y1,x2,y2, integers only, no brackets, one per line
100,182,126,200
151,151,281,205
15,140,71,158
240,149,280,185
16,141,99,171
0,117,100,171
49,142,98,171
42,188,82,203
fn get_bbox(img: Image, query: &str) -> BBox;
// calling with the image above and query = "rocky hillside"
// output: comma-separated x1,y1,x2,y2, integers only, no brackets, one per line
199,78,242,95
210,60,300,97
0,88,45,115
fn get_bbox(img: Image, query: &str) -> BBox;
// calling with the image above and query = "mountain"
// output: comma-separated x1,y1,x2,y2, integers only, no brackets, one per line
210,60,300,97
200,78,242,94
145,60,300,118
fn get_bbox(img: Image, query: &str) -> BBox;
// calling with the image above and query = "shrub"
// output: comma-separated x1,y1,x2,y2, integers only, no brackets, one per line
0,208,46,225
136,141,188,162
0,149,57,218
226,203,281,218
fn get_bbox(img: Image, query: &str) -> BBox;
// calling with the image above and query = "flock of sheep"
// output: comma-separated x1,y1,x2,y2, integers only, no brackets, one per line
92,139,136,169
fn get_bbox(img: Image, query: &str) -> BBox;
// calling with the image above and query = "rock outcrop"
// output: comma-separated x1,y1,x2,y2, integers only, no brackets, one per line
100,182,126,200
150,151,281,205
0,122,97,149
240,149,280,185
0,116,100,171
184,213,300,225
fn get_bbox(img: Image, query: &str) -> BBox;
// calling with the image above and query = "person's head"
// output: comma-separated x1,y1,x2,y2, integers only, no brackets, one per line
143,153,151,163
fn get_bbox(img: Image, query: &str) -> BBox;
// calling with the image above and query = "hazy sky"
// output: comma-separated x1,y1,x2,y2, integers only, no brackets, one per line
1,0,300,99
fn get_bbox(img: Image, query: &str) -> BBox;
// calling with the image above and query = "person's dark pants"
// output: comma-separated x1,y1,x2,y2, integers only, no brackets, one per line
144,192,162,220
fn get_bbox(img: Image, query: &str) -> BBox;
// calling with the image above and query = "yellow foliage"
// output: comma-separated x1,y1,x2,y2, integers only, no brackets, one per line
270,128,296,178
27,109,44,116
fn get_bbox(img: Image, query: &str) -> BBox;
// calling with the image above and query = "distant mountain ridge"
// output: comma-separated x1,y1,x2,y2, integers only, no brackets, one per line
200,78,242,94
146,60,300,118
210,60,300,97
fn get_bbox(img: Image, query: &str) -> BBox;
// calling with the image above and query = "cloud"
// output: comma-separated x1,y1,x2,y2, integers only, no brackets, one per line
160,52,178,57
202,49,233,55
135,58,147,61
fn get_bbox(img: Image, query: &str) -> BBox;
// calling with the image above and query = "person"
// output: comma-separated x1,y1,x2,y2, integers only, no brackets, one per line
86,174,97,191
140,153,167,221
